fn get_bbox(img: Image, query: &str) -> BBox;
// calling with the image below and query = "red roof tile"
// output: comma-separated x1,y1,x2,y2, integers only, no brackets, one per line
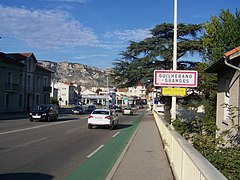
224,46,240,57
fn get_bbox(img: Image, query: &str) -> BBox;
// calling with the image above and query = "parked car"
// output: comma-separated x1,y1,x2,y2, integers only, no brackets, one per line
29,104,58,122
72,105,85,114
138,104,144,109
115,106,122,113
86,105,96,113
122,106,133,115
88,109,119,130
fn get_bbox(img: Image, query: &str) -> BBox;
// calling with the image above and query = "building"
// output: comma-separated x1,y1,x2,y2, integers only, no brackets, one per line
206,46,240,139
116,85,147,106
0,52,52,113
52,82,75,106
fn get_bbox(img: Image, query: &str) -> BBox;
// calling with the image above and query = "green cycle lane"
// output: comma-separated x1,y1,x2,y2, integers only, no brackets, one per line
66,112,145,180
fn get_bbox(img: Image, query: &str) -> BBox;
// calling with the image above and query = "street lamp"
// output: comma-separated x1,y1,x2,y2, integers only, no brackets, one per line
171,0,178,123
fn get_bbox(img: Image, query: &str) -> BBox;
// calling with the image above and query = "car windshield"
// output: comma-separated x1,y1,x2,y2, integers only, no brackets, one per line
33,105,48,111
92,110,109,115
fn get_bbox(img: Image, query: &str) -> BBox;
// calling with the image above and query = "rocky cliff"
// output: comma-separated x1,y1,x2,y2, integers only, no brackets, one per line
39,60,109,88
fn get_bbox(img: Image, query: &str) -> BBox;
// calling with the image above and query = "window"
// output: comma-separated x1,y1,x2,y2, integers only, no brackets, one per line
7,72,12,87
44,94,47,104
28,75,31,88
19,94,23,107
5,94,10,108
44,77,48,86
36,77,40,87
20,74,23,86
36,94,40,105
28,60,32,71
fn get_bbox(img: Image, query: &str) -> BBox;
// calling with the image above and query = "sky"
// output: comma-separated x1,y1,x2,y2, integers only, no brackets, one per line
0,0,239,69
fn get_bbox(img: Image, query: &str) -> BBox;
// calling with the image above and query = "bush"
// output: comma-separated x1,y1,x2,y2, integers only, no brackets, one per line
50,97,59,106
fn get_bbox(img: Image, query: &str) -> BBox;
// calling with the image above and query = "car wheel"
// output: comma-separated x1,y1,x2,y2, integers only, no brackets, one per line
54,114,58,121
109,123,114,130
46,116,51,122
88,124,93,129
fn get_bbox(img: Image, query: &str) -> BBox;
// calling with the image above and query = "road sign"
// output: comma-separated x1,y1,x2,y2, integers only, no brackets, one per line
154,70,198,87
162,87,186,96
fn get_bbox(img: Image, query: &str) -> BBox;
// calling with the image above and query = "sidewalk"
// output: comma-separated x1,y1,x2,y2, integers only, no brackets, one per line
0,112,28,120
108,112,175,180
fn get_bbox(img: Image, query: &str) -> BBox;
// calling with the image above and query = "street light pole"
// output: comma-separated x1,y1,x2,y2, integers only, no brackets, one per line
106,74,109,108
171,0,178,123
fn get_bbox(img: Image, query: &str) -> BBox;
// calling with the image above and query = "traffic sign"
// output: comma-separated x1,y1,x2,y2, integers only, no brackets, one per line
154,70,198,87
162,87,186,96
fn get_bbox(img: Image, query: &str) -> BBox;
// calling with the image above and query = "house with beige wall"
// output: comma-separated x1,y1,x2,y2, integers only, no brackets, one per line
52,82,75,106
0,52,52,113
206,46,240,139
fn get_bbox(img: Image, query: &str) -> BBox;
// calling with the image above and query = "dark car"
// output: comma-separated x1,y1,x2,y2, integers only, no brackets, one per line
72,105,85,114
86,105,96,113
29,104,58,122
115,106,122,113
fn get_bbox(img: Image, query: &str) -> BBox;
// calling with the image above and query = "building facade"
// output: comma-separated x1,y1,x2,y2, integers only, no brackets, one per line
206,46,240,138
52,82,75,106
0,52,52,113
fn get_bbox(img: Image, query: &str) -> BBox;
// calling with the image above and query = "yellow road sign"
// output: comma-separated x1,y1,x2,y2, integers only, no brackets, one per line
162,87,186,96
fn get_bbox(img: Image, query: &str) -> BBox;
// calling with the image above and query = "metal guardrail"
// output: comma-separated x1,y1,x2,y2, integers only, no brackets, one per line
153,110,227,180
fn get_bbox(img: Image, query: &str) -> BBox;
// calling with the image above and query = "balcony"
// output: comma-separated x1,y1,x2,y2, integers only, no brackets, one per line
43,86,52,92
5,83,20,92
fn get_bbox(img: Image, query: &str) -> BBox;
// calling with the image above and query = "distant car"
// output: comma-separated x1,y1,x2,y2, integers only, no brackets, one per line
115,106,122,113
86,105,96,113
138,104,144,109
72,105,85,114
122,107,133,115
88,109,119,130
29,104,58,122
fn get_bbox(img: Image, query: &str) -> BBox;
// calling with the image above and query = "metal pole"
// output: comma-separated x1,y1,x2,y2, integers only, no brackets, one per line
107,74,109,108
171,0,178,123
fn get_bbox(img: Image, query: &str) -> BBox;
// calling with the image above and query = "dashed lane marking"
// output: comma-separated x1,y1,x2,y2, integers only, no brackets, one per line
87,145,104,158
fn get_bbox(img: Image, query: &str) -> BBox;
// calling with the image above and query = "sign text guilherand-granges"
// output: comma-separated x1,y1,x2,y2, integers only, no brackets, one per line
154,70,198,87
159,73,192,83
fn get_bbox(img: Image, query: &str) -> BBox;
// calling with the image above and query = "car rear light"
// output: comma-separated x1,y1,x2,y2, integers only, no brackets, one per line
88,115,93,118
105,116,111,119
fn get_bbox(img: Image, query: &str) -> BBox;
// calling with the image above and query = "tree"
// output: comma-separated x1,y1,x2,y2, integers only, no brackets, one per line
112,23,203,121
96,88,102,95
202,9,240,64
50,97,59,106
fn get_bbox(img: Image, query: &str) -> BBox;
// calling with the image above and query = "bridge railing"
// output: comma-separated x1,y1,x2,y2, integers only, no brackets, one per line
153,110,227,180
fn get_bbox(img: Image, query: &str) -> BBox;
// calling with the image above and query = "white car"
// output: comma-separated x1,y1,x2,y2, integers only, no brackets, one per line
122,107,133,115
88,109,119,130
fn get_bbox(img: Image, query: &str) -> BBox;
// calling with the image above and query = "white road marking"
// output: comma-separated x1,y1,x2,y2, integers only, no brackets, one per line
0,121,73,135
113,131,120,137
87,145,104,158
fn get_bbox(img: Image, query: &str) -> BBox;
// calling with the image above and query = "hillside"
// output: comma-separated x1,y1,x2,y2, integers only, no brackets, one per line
39,60,109,88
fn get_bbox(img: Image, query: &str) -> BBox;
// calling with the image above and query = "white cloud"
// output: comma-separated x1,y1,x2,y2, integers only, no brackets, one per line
0,5,99,48
74,54,108,60
104,29,152,44
46,0,90,3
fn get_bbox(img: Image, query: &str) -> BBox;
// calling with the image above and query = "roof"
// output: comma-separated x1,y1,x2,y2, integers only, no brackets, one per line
6,52,37,62
36,64,53,73
0,52,52,73
205,46,240,73
0,52,25,66
224,46,240,58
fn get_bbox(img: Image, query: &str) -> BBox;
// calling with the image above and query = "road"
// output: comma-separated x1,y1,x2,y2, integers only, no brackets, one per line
0,111,143,180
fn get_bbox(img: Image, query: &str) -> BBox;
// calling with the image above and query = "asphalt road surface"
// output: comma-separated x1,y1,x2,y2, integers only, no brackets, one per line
0,111,143,180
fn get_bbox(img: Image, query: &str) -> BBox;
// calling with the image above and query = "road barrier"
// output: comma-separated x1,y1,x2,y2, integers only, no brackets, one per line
153,110,227,180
